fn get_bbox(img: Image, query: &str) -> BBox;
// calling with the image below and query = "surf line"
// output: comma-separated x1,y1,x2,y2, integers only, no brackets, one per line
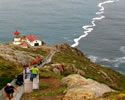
71,0,117,47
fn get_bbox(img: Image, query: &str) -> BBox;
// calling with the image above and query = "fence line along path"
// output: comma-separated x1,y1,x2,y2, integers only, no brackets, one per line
0,49,57,100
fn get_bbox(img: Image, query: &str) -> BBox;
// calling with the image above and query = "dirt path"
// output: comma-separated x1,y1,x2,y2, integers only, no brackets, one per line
22,78,64,100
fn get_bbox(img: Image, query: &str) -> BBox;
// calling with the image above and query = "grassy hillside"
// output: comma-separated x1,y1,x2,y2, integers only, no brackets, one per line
0,45,49,89
0,57,22,89
1,44,125,99
52,44,125,91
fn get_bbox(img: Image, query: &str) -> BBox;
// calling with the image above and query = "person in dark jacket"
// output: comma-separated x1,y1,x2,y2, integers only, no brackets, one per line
15,73,24,86
4,83,16,100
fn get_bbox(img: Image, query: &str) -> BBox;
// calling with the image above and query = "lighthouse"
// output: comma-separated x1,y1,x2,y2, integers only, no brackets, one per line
13,31,22,45
12,31,43,47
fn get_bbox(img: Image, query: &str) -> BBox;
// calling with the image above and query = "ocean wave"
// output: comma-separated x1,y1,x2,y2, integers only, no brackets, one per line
88,55,111,63
88,55,125,68
71,0,118,47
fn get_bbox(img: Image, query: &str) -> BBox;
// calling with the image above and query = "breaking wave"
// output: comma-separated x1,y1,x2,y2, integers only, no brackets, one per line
88,55,125,67
71,0,119,47
88,46,125,68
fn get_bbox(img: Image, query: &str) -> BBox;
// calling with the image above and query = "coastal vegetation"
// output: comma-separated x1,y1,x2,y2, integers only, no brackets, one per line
0,44,49,89
52,44,125,91
0,43,125,99
0,56,22,89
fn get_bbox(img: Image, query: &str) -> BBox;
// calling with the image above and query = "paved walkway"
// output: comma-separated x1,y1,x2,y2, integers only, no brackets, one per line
0,49,56,100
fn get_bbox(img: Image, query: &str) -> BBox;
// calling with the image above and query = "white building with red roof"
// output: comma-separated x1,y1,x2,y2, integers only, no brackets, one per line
26,34,42,46
13,31,42,47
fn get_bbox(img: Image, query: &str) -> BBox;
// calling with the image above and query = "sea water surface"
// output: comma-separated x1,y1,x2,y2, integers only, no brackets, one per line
0,0,125,73
0,0,99,43
77,0,125,73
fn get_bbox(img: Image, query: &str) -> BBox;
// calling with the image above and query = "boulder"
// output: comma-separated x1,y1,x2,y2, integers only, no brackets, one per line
63,88,96,100
62,74,114,99
0,45,39,65
62,74,89,88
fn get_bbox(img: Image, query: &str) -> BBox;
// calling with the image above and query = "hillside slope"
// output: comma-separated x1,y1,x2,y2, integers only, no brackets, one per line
52,43,125,91
22,43,125,99
0,44,49,89
0,43,125,99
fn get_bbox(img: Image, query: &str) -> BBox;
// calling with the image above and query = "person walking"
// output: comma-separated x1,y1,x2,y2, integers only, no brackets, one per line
30,66,39,81
4,83,17,100
23,64,31,79
15,73,24,86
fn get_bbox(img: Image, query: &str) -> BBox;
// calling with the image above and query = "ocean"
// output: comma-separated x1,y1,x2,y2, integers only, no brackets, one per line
0,0,124,73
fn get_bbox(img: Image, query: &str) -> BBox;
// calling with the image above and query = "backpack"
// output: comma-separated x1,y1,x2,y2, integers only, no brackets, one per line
4,86,14,94
16,80,23,86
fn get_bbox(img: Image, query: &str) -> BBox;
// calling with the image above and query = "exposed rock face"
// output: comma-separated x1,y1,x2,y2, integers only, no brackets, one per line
63,89,96,100
62,74,114,100
53,68,61,75
43,63,85,76
0,45,39,65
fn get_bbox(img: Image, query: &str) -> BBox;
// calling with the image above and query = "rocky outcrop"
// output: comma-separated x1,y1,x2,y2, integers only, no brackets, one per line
55,43,86,57
43,63,85,76
0,45,41,65
63,89,96,100
62,74,114,100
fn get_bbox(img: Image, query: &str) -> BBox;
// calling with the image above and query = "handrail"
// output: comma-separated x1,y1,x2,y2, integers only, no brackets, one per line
0,49,56,100
0,79,24,100
38,50,56,67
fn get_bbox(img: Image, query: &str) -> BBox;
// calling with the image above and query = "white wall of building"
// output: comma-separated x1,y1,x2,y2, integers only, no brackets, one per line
26,40,42,46
13,38,21,45
14,38,21,42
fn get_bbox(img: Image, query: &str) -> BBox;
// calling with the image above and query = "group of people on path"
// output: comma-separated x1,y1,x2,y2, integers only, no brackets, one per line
4,64,39,100
23,64,39,81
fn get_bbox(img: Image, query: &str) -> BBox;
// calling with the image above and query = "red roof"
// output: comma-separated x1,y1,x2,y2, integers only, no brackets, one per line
13,31,21,35
26,35,38,42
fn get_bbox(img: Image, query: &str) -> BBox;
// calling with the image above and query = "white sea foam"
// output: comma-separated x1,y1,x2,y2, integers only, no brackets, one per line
88,55,125,68
71,0,118,47
88,55,111,63
88,55,98,63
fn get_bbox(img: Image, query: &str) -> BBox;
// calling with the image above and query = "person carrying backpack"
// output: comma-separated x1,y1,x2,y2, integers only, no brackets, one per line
15,73,24,86
30,66,39,81
4,83,16,100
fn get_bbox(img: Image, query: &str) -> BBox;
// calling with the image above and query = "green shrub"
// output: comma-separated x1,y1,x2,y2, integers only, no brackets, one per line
0,77,13,89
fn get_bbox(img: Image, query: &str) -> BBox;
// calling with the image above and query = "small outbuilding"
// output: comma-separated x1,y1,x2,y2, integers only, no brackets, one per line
26,35,42,46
